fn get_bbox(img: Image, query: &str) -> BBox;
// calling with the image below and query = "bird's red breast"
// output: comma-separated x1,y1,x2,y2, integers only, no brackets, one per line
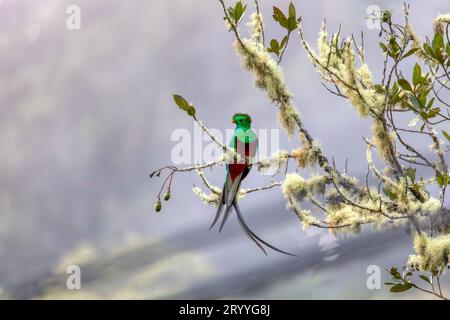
228,137,257,182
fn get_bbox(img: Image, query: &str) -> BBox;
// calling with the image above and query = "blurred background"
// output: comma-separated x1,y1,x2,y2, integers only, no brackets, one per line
0,0,449,299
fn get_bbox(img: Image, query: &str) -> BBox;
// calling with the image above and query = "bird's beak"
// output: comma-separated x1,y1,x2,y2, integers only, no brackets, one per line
231,119,235,124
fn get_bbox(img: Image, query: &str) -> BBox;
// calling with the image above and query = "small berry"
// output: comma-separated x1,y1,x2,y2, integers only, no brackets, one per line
154,201,162,213
164,191,171,201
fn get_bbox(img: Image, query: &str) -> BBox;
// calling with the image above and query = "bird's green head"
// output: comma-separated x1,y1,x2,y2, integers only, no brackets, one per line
231,113,252,130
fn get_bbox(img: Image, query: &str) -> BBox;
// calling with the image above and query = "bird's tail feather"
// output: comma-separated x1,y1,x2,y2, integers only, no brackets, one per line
235,210,267,255
209,173,231,230
233,202,300,257
209,186,225,230
218,204,233,232
218,173,243,232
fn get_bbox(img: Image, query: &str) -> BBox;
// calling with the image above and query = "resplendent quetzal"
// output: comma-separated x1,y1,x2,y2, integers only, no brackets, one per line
210,113,299,257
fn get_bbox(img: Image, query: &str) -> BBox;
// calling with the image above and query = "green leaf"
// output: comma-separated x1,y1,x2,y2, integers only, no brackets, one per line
402,47,419,59
289,2,296,19
287,16,298,31
374,84,386,93
233,1,246,24
436,172,450,188
423,43,435,58
427,97,435,109
436,174,444,188
390,283,412,293
413,63,421,86
432,32,444,52
173,94,190,111
398,79,412,92
426,107,440,119
419,275,431,284
381,10,391,23
268,39,280,54
384,188,398,201
227,6,234,19
273,6,288,29
392,81,399,93
432,32,445,63
404,102,418,113
173,94,196,118
389,37,400,53
389,267,401,279
442,130,450,142
187,106,196,117
405,167,416,182
410,95,422,110
379,43,388,52
418,92,427,106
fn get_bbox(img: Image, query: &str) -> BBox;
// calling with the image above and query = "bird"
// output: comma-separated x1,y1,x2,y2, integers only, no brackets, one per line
209,113,299,257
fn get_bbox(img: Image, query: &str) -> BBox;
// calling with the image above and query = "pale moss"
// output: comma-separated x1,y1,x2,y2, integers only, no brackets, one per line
327,205,358,227
282,173,328,202
407,254,423,271
192,185,245,206
247,12,263,43
192,186,221,206
331,171,360,189
233,38,300,137
324,174,367,213
294,208,321,229
433,14,450,34
418,197,441,214
257,150,289,173
326,203,388,232
278,103,300,138
326,205,366,233
372,118,396,164
357,64,373,87
304,26,386,118
234,39,291,104
282,173,307,201
384,178,411,211
362,88,385,113
292,133,319,168
318,22,330,65
412,234,450,272
286,201,321,229
379,178,440,215
405,24,429,61
306,175,328,195
256,157,271,171
340,40,357,86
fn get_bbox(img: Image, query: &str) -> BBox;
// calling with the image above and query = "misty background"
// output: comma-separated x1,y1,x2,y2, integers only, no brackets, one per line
0,0,449,299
